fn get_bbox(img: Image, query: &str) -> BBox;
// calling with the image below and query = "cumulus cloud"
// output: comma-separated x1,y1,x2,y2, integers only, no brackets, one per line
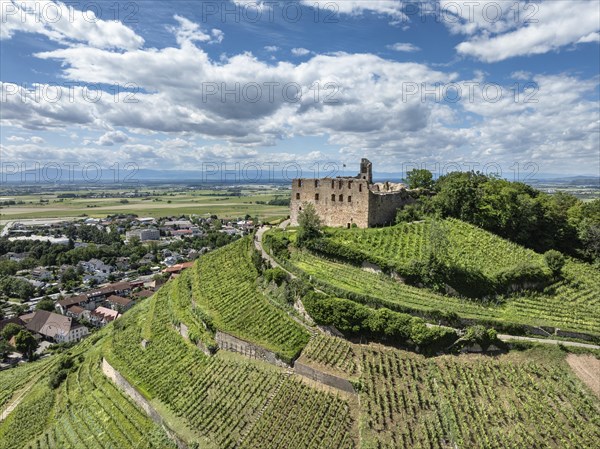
301,0,407,22
265,45,279,52
440,0,600,62
170,15,224,45
291,47,311,56
387,42,420,52
96,130,130,146
0,0,144,50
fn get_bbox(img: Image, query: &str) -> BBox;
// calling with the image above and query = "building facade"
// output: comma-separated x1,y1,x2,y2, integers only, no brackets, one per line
290,159,412,228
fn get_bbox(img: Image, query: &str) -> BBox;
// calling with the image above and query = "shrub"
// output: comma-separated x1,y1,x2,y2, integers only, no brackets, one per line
544,250,566,279
264,267,288,286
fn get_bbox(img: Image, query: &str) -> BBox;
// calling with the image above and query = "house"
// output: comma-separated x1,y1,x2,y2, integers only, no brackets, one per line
31,267,53,281
105,295,133,312
126,228,160,242
115,257,131,270
56,295,91,315
132,289,154,300
66,305,89,321
25,310,88,343
89,307,121,326
162,261,195,274
79,258,114,275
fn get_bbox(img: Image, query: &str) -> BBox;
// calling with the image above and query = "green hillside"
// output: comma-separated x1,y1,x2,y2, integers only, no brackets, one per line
266,219,600,337
0,236,598,449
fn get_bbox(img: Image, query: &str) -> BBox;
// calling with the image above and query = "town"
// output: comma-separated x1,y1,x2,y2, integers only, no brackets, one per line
0,213,256,368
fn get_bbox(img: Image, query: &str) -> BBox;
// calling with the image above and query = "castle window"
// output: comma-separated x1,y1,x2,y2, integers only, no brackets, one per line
348,196,352,202
348,181,352,189
339,180,343,189
339,194,343,202
331,180,335,188
298,180,303,187
359,184,363,192
315,180,320,187
331,194,335,201
315,193,320,201
296,193,300,200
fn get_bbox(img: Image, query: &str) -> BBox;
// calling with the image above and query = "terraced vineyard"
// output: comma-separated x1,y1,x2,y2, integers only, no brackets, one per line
359,345,600,449
300,334,358,377
323,219,545,278
107,283,356,449
0,356,55,410
288,250,600,336
191,237,310,362
0,340,175,449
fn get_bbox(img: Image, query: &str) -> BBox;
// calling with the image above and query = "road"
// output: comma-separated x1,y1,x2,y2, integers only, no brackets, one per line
255,224,600,351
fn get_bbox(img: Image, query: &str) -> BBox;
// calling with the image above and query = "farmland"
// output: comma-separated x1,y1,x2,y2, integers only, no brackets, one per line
358,344,600,449
0,338,176,449
286,250,600,336
106,282,357,449
0,187,290,221
190,237,310,361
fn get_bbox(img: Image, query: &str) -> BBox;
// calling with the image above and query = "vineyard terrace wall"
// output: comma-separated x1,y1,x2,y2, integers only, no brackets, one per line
215,330,291,368
101,358,189,449
294,360,356,394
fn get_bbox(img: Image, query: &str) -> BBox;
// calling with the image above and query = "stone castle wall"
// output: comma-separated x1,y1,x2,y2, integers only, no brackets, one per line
368,190,412,227
290,178,371,228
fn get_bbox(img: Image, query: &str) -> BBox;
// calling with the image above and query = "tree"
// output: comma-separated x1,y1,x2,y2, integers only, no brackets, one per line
36,298,55,312
14,330,38,359
405,169,434,190
1,323,22,341
296,202,321,247
0,339,14,359
544,250,566,279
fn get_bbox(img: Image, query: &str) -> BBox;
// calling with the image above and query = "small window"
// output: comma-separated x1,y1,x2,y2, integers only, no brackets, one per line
339,194,343,202
331,194,336,201
348,196,352,202
315,180,319,187
296,193,300,200
339,180,343,189
315,193,320,201
299,207,302,211
298,180,303,187
331,180,335,188
359,184,363,192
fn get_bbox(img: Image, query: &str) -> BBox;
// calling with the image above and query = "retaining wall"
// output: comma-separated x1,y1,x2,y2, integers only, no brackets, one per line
101,358,188,449
294,361,355,394
215,331,290,368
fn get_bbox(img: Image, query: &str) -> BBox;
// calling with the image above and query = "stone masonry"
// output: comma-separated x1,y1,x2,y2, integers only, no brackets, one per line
290,158,412,228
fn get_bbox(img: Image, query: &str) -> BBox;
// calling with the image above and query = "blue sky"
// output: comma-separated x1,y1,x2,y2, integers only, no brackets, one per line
1,0,599,179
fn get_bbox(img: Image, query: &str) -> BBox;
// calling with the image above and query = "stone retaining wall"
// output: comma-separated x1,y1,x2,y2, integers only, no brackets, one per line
294,361,355,394
102,358,188,449
215,331,290,368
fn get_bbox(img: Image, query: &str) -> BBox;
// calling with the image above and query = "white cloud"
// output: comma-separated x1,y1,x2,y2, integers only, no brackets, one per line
265,45,279,52
96,130,130,146
30,136,45,144
0,0,144,50
170,15,224,45
291,47,311,56
440,0,600,62
302,1,407,22
387,42,420,52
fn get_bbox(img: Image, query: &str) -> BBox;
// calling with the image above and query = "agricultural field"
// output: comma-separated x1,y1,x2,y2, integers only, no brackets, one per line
106,282,357,449
322,218,546,279
0,187,290,221
358,344,600,449
191,237,310,361
299,334,358,377
0,356,55,410
0,339,176,449
287,250,600,336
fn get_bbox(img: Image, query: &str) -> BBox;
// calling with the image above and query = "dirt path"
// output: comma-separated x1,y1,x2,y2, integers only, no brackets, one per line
566,354,600,398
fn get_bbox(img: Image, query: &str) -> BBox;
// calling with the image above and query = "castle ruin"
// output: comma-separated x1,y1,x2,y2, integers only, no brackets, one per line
290,159,412,228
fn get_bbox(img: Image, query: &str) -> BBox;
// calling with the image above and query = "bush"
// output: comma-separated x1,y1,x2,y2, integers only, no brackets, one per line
49,369,68,389
264,267,288,286
544,250,566,279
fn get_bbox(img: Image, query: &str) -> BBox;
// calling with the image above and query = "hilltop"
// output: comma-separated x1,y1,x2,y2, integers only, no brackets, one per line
0,231,599,448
